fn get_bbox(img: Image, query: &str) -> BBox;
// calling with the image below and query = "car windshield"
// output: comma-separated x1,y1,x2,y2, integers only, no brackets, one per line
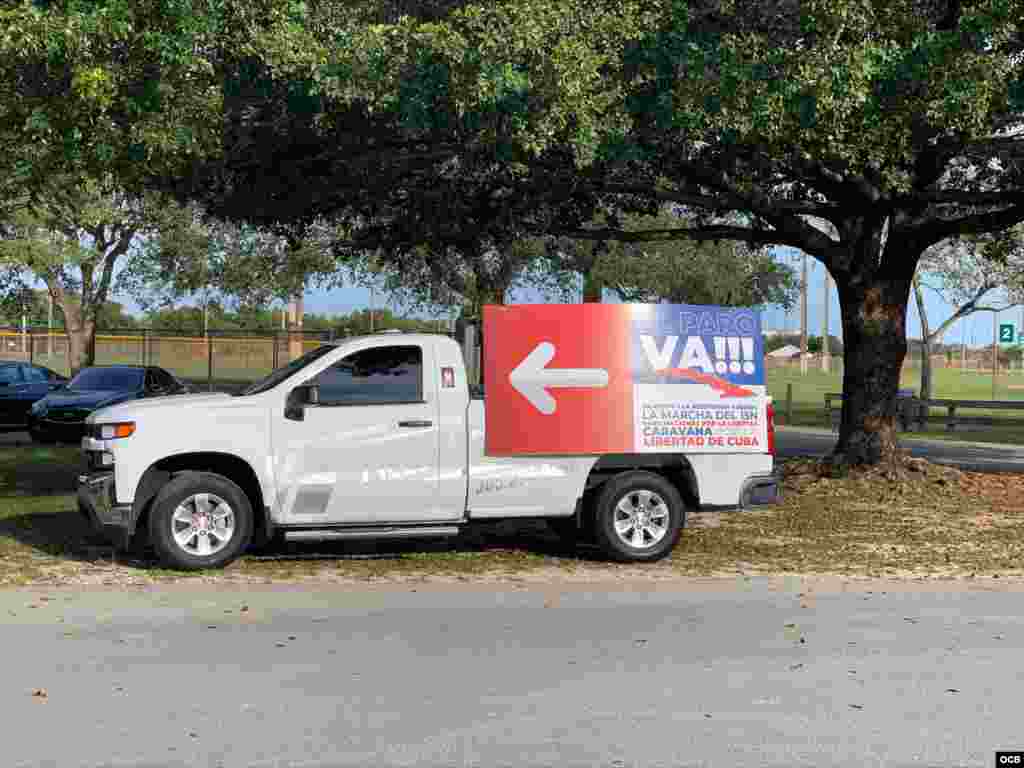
68,368,144,391
235,344,338,396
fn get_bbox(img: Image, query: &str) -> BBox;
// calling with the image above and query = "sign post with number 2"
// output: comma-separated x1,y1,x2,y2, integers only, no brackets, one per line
1000,323,1015,344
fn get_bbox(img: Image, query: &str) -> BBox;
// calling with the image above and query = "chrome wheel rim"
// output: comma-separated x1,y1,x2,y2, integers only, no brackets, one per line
171,493,235,557
613,490,669,549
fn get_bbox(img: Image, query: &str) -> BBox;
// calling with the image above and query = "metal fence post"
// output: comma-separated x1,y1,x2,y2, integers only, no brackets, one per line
272,331,279,370
141,330,148,366
28,332,34,365
208,333,214,392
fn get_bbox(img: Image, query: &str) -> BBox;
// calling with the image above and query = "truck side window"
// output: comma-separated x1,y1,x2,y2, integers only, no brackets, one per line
312,345,423,405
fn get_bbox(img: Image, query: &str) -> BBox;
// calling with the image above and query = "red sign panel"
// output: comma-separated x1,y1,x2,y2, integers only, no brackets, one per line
482,303,768,456
483,304,634,455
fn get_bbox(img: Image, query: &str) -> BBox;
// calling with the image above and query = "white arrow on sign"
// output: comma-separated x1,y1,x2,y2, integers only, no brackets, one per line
508,342,609,415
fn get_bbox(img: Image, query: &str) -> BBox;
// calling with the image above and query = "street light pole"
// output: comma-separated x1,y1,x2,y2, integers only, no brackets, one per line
993,311,998,401
800,253,808,376
47,292,53,357
821,268,830,373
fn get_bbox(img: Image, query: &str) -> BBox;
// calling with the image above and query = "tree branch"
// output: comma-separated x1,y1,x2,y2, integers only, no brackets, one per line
544,225,813,249
928,284,992,342
916,190,1024,206
94,230,134,310
592,182,839,216
913,204,1024,249
971,303,1022,314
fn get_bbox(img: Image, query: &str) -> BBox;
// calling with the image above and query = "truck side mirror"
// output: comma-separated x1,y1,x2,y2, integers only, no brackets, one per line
285,384,320,422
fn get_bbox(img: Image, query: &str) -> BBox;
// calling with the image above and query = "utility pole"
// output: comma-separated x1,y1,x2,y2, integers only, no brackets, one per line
821,268,830,373
961,319,966,371
993,311,998,400
800,253,808,375
287,293,304,361
47,292,53,357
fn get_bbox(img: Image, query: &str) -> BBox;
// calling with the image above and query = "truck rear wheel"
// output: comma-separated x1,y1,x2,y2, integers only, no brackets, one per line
592,471,685,562
148,472,254,570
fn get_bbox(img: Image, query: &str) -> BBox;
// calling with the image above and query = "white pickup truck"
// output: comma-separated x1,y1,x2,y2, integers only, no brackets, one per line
77,332,779,570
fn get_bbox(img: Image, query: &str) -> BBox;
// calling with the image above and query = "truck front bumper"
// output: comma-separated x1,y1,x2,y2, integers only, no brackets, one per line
738,471,782,509
77,471,134,544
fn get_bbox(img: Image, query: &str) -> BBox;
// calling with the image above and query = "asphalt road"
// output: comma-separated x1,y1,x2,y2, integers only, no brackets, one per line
778,426,1024,473
2,579,1023,768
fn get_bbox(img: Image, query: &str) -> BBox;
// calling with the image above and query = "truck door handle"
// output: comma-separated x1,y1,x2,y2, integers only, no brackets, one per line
398,419,432,428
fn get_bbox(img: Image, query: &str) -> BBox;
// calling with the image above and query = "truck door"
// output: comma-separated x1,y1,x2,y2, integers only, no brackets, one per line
273,341,452,525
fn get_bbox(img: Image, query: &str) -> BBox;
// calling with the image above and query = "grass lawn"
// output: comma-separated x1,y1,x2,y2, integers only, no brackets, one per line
1,443,1023,586
769,365,1024,444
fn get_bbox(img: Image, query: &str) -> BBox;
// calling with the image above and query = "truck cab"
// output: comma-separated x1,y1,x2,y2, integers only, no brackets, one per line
77,332,779,570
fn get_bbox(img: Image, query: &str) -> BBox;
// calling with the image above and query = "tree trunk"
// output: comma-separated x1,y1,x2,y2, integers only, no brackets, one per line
474,285,506,391
582,269,603,303
834,276,912,465
66,319,96,376
912,275,933,402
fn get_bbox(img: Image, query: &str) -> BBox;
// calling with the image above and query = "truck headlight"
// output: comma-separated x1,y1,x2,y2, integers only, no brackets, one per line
94,422,136,439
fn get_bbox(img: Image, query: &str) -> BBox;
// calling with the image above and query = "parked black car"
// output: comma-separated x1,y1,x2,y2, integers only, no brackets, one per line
0,361,69,431
27,365,191,444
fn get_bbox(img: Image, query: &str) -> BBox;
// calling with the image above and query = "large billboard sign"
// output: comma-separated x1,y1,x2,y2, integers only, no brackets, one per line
482,303,768,456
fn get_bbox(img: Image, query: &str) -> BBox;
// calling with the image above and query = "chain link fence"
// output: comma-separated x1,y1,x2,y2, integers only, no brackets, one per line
0,325,459,393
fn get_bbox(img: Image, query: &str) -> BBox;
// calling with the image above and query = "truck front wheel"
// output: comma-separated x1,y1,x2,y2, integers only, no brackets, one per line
592,471,685,562
148,472,254,570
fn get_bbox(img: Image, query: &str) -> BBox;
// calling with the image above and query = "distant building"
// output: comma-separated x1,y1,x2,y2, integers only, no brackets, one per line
767,344,802,359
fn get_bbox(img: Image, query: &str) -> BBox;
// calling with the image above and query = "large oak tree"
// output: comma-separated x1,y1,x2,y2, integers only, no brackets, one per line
203,0,1024,464
7,0,1024,463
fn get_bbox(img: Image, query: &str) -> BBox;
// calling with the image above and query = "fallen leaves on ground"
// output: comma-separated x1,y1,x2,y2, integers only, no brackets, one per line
670,454,1024,578
2,450,1024,585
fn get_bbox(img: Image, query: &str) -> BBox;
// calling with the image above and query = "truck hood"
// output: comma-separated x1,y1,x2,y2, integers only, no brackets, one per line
88,392,234,422
41,389,136,411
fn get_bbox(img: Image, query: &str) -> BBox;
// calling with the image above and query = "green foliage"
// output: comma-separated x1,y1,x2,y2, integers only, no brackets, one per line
543,208,799,308
140,304,441,335
120,215,348,312
0,0,228,201
0,286,138,329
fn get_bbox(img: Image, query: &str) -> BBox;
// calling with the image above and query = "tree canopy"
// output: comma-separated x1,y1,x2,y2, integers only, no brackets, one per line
5,0,1024,462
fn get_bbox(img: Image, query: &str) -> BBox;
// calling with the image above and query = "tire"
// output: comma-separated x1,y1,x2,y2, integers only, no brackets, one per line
147,472,254,570
546,516,581,544
592,471,686,562
29,430,55,445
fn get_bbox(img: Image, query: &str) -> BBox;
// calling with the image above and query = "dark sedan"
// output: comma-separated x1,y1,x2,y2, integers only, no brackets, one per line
0,361,69,431
27,365,190,444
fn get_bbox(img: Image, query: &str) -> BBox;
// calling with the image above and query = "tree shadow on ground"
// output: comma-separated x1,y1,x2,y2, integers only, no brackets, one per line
0,506,608,574
246,519,610,566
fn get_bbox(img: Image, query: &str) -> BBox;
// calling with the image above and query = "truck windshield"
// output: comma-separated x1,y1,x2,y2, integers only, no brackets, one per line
69,367,144,391
234,344,338,396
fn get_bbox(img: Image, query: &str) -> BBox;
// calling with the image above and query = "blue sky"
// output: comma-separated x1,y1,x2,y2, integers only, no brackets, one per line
114,245,1020,349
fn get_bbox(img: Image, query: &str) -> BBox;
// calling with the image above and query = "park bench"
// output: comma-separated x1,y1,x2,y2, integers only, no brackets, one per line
825,393,1024,432
918,399,1024,432
824,390,921,432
